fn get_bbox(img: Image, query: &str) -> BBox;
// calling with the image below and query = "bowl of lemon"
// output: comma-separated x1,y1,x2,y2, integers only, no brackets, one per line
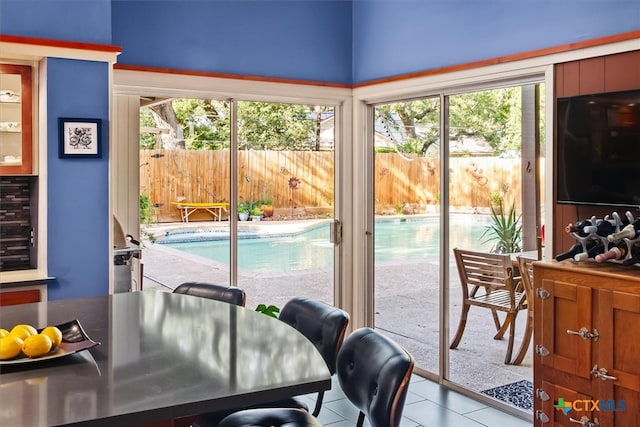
0,320,98,364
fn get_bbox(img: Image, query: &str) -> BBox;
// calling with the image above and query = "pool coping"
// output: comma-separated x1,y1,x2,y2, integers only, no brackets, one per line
147,218,332,244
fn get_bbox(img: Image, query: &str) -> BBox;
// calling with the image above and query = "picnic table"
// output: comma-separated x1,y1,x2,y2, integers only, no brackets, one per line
171,201,229,222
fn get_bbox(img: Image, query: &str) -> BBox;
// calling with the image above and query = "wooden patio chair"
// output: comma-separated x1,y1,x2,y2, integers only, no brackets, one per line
450,248,526,364
509,255,537,365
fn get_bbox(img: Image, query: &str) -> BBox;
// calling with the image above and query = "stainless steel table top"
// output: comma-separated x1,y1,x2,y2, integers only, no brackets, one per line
0,291,331,426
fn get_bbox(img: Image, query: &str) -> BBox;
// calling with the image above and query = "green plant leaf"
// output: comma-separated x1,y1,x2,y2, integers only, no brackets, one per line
255,304,280,318
481,201,522,253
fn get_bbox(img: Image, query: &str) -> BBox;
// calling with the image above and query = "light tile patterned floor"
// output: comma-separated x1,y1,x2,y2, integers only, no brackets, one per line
298,375,532,427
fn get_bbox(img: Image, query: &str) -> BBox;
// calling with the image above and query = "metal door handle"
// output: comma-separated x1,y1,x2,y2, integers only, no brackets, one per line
591,365,617,381
566,327,599,341
569,416,599,427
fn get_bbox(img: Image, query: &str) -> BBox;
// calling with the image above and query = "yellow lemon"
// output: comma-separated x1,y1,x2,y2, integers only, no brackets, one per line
40,326,63,349
22,334,52,358
0,335,24,360
0,328,9,338
9,326,32,341
13,324,38,335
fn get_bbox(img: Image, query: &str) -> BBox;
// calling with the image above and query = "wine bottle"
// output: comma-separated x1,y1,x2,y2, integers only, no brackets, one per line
582,219,616,237
595,242,629,263
574,241,605,262
621,244,640,266
607,222,640,242
565,220,593,237
555,240,597,262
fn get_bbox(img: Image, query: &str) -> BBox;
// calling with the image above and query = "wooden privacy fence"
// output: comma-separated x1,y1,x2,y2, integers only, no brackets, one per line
141,150,532,222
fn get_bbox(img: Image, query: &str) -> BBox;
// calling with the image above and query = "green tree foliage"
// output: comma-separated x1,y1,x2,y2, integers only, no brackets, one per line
376,97,440,156
140,99,321,151
449,87,522,153
374,85,545,157
238,102,316,150
140,109,158,149
174,99,230,150
140,84,544,155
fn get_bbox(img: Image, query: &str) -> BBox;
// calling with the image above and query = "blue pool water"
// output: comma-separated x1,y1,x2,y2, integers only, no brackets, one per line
161,215,492,273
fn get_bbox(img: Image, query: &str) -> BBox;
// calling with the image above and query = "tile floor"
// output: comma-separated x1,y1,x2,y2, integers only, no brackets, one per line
296,375,532,427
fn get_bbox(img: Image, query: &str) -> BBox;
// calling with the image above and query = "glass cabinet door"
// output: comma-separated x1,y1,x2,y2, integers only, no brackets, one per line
0,64,32,174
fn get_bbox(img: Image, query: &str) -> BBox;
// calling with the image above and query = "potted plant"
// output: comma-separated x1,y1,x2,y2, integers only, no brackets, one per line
259,198,274,218
251,205,263,221
489,190,503,213
481,201,522,254
237,203,250,221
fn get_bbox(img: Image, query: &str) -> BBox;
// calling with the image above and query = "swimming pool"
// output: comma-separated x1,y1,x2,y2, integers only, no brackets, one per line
160,215,493,273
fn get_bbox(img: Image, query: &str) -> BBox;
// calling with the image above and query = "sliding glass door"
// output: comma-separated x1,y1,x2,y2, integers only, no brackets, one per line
372,97,441,375
138,98,339,308
371,82,544,412
235,101,336,308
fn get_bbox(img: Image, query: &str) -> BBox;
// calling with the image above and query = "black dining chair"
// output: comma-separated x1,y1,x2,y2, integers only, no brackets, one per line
187,297,349,427
172,282,246,307
216,327,415,427
276,296,350,416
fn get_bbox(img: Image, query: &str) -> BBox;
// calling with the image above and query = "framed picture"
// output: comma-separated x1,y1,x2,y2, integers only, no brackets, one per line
59,118,102,158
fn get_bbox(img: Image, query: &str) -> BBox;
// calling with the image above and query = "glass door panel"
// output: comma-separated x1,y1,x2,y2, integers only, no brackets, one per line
373,97,441,374
236,101,335,308
140,99,338,309
0,64,32,174
446,86,535,399
139,98,232,291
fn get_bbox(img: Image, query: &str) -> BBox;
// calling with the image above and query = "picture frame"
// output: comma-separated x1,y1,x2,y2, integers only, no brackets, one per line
59,118,102,158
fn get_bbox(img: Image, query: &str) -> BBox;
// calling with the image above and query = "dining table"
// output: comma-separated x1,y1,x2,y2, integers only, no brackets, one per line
0,291,331,427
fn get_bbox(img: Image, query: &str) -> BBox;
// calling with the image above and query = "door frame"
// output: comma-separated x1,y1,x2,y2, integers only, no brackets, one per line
112,70,352,307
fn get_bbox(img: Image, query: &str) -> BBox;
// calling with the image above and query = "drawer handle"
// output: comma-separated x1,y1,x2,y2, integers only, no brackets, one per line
535,388,550,401
536,288,550,299
566,327,599,341
535,410,550,423
591,365,617,381
535,345,550,356
569,415,600,427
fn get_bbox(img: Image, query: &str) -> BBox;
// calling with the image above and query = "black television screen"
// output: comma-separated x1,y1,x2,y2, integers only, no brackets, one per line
556,89,640,208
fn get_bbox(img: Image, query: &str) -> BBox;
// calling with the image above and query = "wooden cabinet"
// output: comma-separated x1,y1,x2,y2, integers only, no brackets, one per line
552,50,640,255
534,261,640,426
0,63,33,175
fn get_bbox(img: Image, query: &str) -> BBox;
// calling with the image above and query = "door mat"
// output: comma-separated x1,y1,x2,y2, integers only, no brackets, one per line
481,379,532,411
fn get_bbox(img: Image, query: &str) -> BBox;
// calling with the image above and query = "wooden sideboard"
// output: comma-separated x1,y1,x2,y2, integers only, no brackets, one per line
533,261,640,426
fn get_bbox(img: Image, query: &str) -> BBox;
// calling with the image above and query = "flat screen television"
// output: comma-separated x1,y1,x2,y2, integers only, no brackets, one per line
556,89,640,208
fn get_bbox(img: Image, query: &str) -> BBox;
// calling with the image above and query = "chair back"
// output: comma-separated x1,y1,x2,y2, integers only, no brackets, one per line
453,248,517,297
279,297,349,375
517,255,536,306
337,328,414,427
173,282,246,307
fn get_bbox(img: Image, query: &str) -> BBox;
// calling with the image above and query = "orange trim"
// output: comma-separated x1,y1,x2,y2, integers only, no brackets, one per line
114,63,350,88
0,289,41,306
117,30,638,89
0,34,121,54
353,30,640,88
8,30,634,88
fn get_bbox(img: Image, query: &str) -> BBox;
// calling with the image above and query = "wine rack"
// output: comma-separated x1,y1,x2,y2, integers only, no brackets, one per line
567,210,640,266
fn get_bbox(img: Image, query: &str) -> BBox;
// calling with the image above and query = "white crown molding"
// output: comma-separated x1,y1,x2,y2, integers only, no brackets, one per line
0,40,119,64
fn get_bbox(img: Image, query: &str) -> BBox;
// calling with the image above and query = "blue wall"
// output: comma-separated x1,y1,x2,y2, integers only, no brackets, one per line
0,0,111,44
352,0,640,83
0,0,637,300
46,58,110,300
111,0,353,84
0,0,112,300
